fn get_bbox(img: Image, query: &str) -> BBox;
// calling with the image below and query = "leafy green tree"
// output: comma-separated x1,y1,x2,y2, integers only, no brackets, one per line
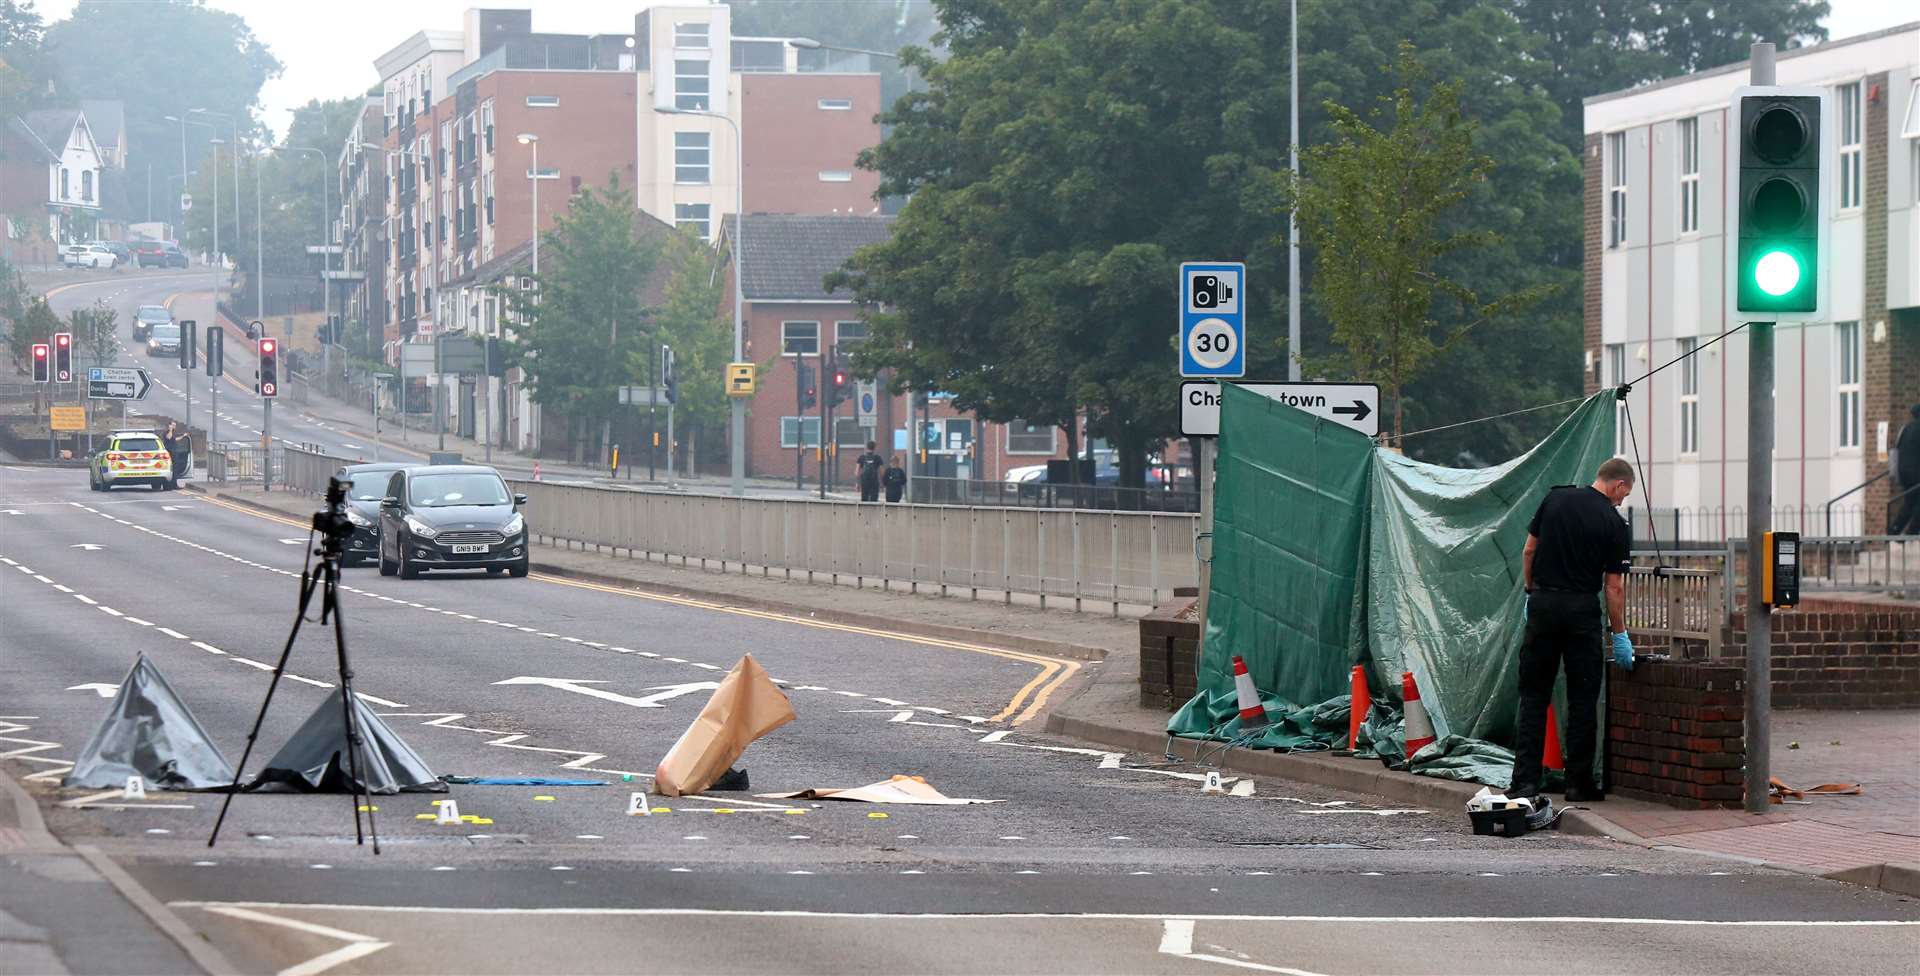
69,298,116,367
638,229,732,471
505,173,663,464
0,0,53,119
7,294,57,368
43,0,280,223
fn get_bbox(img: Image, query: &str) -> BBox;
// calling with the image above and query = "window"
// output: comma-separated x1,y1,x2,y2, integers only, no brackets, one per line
482,100,494,152
818,170,854,182
484,173,494,225
1839,81,1863,210
59,167,69,198
781,321,819,356
1678,117,1699,235
834,417,869,448
1677,337,1699,455
674,131,710,184
674,203,710,239
674,21,709,48
780,416,823,448
1904,79,1920,139
1837,321,1861,448
817,98,853,111
674,59,710,111
526,95,559,108
1606,343,1627,454
834,321,867,348
80,169,93,203
1006,420,1057,455
1607,132,1627,247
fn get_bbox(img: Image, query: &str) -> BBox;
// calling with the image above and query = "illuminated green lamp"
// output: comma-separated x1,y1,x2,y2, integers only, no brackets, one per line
1752,249,1802,297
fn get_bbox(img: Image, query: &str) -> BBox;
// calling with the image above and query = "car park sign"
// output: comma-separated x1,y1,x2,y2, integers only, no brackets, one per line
1178,261,1245,378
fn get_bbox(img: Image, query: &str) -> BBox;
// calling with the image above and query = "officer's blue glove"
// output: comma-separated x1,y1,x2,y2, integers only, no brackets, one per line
1611,631,1634,671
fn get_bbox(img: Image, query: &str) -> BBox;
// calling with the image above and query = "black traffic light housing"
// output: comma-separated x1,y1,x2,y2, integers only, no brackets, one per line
257,336,279,397
1729,86,1829,320
31,342,50,382
798,363,817,410
825,347,853,408
178,319,196,371
204,323,223,377
53,332,71,382
661,345,677,404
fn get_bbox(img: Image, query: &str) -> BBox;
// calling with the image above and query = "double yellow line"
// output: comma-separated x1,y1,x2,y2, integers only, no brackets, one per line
191,494,1082,725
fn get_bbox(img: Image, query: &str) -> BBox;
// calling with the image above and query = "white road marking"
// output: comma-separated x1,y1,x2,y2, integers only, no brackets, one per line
159,628,188,639
97,606,123,616
191,641,226,655
123,616,154,627
287,675,334,689
67,683,119,698
53,584,73,593
355,693,407,708
491,677,718,710
199,905,390,976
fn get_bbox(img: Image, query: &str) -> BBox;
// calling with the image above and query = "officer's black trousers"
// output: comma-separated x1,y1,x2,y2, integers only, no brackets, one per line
1510,589,1605,797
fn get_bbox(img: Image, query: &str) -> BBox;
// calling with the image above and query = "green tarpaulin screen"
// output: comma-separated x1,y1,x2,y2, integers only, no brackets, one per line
1170,384,1616,784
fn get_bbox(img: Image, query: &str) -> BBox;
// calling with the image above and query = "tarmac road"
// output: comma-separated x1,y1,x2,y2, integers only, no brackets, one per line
3,459,1917,975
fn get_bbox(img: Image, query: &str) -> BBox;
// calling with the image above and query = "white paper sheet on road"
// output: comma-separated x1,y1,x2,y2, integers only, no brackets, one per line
759,775,1001,805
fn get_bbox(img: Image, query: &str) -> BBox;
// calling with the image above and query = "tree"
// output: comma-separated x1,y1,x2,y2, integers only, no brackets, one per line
7,295,57,369
43,0,280,223
0,0,53,119
1290,43,1553,444
69,298,115,367
638,229,732,472
504,173,663,464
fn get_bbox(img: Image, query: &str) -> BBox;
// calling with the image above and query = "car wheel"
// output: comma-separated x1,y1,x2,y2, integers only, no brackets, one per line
508,558,529,579
165,478,178,491
378,543,397,576
398,547,421,580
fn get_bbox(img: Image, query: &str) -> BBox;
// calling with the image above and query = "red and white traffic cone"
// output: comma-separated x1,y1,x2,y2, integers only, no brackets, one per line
1231,655,1269,730
1402,671,1436,759
533,461,541,482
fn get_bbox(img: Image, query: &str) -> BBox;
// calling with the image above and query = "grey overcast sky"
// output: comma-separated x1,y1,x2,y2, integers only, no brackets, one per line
33,0,1920,138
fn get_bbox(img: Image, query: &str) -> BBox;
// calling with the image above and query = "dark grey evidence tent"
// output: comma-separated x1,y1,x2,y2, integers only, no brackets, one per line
247,688,447,794
63,654,236,790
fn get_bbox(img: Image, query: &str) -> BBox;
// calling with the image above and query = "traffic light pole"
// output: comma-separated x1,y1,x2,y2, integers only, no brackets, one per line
1743,41,1776,817
263,398,273,492
795,356,806,490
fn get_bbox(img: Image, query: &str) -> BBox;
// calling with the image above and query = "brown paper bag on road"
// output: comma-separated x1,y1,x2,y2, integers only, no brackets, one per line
653,654,796,797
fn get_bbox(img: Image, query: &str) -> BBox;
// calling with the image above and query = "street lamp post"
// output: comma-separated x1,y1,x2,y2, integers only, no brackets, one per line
276,145,332,397
652,108,745,496
516,133,541,457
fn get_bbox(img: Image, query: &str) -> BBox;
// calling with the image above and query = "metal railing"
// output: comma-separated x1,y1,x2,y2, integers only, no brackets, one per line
1626,504,1883,544
281,444,342,496
909,476,1199,512
1624,565,1725,657
206,443,281,487
511,479,1199,613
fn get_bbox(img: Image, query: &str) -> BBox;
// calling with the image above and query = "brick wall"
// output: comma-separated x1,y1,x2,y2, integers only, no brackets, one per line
1607,659,1746,808
1727,605,1920,708
1138,598,1199,711
1859,70,1914,533
1583,132,1603,396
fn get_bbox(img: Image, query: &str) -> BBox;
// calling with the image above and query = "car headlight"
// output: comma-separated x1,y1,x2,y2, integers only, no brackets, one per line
503,512,524,536
346,509,373,527
403,515,438,538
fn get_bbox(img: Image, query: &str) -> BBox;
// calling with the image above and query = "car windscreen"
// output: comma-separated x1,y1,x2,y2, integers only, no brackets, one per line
136,307,170,322
150,325,180,339
408,473,510,507
344,474,393,501
114,437,163,453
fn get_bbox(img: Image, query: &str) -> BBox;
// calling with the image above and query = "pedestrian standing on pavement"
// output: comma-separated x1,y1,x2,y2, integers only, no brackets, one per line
163,421,189,481
1891,404,1920,536
856,440,885,502
1509,458,1637,804
883,454,907,503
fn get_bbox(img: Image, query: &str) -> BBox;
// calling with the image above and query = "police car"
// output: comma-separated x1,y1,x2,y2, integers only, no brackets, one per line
88,430,177,492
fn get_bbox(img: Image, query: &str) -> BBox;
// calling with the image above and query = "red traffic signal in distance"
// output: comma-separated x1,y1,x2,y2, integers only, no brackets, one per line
53,331,72,382
257,337,279,398
31,343,50,382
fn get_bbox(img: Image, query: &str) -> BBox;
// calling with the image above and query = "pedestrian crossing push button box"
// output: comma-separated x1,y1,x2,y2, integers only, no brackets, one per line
1762,530,1799,609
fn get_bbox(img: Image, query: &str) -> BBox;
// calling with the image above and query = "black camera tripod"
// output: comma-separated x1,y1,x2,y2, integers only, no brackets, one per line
208,477,381,853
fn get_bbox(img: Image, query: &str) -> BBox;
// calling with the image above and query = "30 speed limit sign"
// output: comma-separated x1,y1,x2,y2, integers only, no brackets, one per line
1179,262,1245,377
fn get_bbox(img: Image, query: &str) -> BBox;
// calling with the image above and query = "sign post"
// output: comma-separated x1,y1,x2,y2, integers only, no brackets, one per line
1179,261,1248,671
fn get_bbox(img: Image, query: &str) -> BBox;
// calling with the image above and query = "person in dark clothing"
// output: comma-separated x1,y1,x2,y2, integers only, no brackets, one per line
883,455,907,503
1892,405,1920,536
163,422,190,482
1509,458,1636,803
856,440,884,502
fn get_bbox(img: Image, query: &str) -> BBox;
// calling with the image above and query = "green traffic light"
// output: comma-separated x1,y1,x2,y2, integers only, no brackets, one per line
1754,249,1802,297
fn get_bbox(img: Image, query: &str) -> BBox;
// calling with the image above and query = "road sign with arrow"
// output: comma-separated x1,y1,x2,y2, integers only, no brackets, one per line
86,366,152,401
1180,380,1379,437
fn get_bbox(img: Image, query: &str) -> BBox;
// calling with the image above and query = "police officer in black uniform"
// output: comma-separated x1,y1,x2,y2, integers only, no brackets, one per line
1510,458,1637,803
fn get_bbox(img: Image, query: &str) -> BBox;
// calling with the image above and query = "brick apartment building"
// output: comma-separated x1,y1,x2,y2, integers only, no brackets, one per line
340,2,889,457
1583,23,1920,537
731,214,1072,485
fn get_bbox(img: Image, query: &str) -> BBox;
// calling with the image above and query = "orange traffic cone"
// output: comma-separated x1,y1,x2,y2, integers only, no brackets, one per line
1542,704,1564,771
1230,656,1269,730
1347,665,1371,751
1402,671,1436,759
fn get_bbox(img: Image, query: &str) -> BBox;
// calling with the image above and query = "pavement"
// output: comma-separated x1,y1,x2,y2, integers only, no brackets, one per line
7,273,1920,974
